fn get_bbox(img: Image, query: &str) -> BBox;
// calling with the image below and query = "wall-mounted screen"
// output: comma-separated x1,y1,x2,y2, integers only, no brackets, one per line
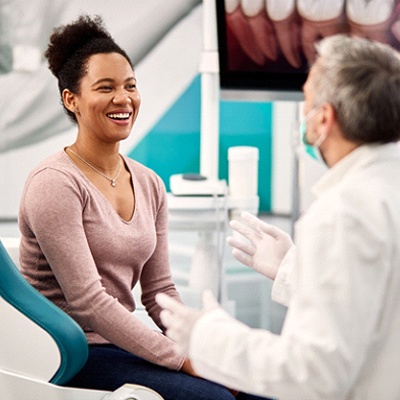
216,0,400,101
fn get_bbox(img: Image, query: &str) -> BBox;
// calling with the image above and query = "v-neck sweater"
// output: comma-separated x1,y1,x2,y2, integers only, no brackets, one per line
18,150,184,370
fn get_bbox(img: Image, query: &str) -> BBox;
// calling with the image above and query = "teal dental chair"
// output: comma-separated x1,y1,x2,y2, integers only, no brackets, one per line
0,239,163,400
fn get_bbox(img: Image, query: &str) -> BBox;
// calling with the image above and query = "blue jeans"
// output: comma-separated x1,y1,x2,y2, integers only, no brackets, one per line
64,344,272,400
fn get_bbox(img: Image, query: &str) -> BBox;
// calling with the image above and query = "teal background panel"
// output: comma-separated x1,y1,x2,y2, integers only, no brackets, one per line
128,75,273,211
219,100,272,211
129,76,202,185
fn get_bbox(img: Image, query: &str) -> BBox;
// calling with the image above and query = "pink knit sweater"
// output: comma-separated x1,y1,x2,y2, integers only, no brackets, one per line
19,150,184,370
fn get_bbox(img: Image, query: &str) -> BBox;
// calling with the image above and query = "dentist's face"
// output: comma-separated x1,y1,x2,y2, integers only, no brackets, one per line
302,66,320,144
301,64,329,165
302,65,317,116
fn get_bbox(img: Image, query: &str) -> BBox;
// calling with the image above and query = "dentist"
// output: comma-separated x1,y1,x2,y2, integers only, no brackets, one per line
157,34,400,400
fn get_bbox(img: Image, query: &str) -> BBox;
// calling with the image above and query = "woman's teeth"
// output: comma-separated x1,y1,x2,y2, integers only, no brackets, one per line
107,113,130,120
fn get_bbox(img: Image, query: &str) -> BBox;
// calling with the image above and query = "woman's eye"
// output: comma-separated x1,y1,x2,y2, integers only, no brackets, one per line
98,86,112,91
127,84,136,90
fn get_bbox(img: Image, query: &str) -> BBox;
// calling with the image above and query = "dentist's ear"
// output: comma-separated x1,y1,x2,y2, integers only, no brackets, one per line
319,102,336,135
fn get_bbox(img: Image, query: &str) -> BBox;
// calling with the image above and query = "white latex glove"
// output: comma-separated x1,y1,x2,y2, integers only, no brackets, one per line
226,211,293,280
156,290,220,356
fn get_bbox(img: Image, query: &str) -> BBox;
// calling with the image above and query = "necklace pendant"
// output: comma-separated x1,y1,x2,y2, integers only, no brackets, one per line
111,180,116,187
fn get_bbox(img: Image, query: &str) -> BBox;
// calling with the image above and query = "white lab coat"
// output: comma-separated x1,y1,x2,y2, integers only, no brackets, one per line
189,143,400,400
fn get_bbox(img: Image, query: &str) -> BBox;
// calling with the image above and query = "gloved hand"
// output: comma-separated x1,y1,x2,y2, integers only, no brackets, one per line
156,290,220,356
226,211,293,280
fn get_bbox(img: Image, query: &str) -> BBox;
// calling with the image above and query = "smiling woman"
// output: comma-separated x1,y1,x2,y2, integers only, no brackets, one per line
63,52,139,149
16,14,259,400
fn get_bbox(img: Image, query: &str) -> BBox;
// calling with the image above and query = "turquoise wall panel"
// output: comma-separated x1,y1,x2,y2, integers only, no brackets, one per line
219,100,272,211
129,75,273,211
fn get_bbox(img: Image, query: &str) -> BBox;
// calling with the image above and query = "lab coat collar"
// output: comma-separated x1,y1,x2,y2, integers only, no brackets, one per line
312,142,400,197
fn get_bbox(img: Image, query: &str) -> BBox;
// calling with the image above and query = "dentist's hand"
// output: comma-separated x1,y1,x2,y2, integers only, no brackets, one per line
156,290,220,356
226,212,293,280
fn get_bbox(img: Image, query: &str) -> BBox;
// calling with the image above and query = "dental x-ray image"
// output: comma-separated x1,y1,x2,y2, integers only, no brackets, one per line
217,0,400,95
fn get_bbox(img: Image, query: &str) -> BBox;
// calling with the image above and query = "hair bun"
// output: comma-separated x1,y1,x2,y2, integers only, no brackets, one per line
45,14,112,77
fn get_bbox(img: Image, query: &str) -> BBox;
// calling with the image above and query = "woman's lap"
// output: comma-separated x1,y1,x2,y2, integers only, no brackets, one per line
65,345,268,400
64,344,271,400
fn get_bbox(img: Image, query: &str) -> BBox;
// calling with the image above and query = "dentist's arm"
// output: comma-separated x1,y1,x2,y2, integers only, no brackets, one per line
157,291,239,396
156,290,220,357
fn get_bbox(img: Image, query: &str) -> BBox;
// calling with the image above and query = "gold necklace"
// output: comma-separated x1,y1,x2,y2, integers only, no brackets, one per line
67,148,122,187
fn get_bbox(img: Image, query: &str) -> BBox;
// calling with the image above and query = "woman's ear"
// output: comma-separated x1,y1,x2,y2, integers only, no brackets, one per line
62,89,78,114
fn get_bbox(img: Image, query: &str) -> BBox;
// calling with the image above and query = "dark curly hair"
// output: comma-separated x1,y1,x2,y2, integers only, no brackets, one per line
45,15,133,124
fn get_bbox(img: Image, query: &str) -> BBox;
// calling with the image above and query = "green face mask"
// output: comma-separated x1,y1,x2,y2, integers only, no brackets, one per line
299,108,326,163
300,119,322,161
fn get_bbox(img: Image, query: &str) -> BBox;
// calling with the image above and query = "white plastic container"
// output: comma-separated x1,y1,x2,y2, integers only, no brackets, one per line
228,146,259,197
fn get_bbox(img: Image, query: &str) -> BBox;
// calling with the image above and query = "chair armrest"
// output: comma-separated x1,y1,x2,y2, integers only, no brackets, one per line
102,383,164,400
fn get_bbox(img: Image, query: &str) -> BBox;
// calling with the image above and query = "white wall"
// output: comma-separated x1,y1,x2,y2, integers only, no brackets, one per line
0,131,72,219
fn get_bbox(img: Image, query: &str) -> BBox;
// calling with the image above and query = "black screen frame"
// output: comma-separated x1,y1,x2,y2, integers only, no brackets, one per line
216,1,400,101
215,0,307,97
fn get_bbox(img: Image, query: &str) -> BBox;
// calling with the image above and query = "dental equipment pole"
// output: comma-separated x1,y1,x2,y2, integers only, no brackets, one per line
187,0,227,304
200,0,220,181
291,103,301,237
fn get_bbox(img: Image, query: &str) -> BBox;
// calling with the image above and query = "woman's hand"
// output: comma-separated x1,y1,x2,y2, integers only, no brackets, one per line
181,358,239,396
180,358,199,377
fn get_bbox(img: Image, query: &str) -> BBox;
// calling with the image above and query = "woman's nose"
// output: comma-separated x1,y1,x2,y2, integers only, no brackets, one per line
112,91,132,105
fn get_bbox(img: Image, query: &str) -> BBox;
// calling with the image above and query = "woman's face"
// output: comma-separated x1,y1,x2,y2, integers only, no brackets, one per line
72,52,141,143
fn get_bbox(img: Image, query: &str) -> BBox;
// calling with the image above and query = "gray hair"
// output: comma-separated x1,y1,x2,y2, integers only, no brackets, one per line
311,34,400,143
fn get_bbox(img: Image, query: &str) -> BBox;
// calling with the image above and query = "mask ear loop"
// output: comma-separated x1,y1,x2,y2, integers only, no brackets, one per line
301,106,320,141
313,102,330,149
314,130,327,148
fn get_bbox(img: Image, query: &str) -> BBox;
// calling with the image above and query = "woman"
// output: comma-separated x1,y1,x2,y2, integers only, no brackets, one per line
18,14,258,400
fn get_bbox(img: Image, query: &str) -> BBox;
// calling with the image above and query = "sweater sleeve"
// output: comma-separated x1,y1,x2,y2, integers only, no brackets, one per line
138,176,183,331
19,167,184,370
